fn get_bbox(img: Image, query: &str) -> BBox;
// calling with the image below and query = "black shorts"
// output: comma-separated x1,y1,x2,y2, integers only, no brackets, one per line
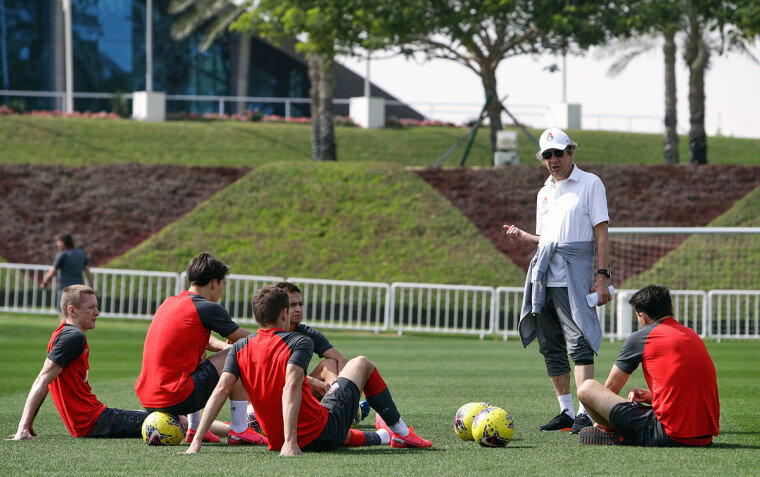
144,360,220,415
609,402,684,447
88,408,149,438
301,377,361,452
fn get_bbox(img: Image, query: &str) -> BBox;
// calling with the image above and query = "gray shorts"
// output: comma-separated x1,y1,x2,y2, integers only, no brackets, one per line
301,377,361,452
144,360,219,415
88,408,149,438
534,287,594,376
610,402,684,447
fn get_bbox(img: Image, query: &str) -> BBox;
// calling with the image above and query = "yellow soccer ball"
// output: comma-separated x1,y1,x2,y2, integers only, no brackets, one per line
142,412,185,446
454,402,492,441
471,406,514,447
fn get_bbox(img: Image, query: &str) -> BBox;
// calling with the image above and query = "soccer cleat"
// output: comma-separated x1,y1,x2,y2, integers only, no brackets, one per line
390,426,432,448
184,428,220,443
228,428,268,445
570,412,593,434
579,426,630,445
539,409,575,431
375,413,391,434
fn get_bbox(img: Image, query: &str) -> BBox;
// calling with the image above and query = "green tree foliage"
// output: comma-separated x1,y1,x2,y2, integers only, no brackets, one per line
365,0,613,159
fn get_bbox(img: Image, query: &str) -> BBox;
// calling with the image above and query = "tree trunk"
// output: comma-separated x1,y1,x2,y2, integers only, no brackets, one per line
662,30,679,164
318,55,337,161
480,65,502,164
683,30,709,164
307,54,321,161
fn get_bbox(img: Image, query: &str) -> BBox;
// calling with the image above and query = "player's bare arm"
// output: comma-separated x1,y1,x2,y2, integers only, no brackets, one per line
8,359,63,440
305,375,330,398
627,387,653,404
591,221,612,305
502,224,539,246
322,348,348,372
280,363,304,457
185,371,237,454
226,327,252,343
206,334,230,352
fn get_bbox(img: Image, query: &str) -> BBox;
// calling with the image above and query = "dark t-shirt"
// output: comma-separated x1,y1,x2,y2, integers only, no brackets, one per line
224,329,328,450
47,322,107,437
134,290,240,408
53,248,89,288
615,317,720,445
293,322,333,357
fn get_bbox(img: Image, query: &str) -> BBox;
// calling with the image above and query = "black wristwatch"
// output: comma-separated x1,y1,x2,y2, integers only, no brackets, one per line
596,269,611,278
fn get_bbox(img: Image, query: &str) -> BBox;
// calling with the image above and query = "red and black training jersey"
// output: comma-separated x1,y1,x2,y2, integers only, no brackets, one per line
134,290,239,408
224,328,328,451
46,322,107,437
615,317,720,445
292,322,333,357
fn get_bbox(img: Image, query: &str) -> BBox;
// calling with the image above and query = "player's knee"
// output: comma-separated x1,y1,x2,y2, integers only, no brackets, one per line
351,355,374,370
323,358,338,374
577,380,595,403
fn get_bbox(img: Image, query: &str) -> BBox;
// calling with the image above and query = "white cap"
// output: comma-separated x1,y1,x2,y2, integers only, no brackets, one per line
538,127,572,155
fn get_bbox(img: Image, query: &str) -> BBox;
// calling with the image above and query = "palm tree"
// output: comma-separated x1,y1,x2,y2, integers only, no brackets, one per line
601,31,680,164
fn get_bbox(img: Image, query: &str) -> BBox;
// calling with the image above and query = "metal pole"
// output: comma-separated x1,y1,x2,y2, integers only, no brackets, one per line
364,52,370,97
146,0,153,92
562,53,567,103
62,0,73,113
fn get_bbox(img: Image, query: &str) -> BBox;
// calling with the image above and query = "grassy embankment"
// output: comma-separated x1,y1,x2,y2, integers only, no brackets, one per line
2,115,760,287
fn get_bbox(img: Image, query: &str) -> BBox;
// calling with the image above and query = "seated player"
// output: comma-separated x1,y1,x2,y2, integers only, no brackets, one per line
9,285,150,440
274,282,348,398
577,285,720,446
134,253,265,445
186,286,432,455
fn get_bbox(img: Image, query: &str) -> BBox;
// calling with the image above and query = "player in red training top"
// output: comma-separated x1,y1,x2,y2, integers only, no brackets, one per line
186,286,433,455
577,285,720,446
9,285,149,440
134,253,265,445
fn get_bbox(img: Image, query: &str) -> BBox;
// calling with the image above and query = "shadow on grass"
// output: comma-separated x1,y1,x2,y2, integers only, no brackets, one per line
710,443,760,449
718,431,760,436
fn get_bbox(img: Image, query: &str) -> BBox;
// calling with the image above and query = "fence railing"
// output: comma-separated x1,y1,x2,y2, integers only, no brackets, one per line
1,262,757,340
390,283,494,337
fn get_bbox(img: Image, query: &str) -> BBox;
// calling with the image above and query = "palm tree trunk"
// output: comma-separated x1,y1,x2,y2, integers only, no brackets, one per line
662,30,679,164
307,54,321,161
683,30,709,164
480,65,503,164
318,56,337,161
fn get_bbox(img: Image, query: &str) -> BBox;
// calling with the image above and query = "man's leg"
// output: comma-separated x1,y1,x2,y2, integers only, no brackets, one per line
338,356,431,448
87,408,149,438
577,379,626,430
311,358,339,385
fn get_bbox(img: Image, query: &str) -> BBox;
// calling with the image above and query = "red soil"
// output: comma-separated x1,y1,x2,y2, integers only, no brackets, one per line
416,164,760,284
0,164,248,266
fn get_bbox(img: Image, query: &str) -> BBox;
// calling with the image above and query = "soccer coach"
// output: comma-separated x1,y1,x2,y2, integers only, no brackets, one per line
503,127,611,435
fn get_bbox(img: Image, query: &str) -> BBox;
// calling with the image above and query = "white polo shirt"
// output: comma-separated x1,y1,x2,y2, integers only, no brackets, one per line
535,165,609,286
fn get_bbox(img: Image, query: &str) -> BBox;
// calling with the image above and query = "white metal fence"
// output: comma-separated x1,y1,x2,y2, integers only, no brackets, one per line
390,283,494,337
1,262,758,340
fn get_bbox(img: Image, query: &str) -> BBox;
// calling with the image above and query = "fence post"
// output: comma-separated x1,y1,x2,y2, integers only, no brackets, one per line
616,291,634,339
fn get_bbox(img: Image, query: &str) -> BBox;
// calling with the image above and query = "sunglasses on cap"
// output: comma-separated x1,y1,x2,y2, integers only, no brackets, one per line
541,148,568,160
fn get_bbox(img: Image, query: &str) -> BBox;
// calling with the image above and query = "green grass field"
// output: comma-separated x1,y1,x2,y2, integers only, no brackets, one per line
1,313,758,475
3,115,760,167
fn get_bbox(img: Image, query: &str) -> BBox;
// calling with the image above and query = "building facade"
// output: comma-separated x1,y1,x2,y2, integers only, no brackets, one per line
0,0,420,119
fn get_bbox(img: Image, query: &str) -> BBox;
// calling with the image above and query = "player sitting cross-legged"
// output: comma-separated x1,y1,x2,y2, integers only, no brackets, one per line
186,286,432,455
134,253,265,445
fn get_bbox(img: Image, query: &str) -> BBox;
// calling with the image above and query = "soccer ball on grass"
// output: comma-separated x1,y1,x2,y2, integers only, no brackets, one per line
454,401,492,441
471,406,514,447
142,412,186,446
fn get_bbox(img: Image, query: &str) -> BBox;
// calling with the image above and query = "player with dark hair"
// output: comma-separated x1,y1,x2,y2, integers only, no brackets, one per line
186,286,432,455
9,285,150,440
577,285,720,446
274,282,348,397
134,253,266,445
